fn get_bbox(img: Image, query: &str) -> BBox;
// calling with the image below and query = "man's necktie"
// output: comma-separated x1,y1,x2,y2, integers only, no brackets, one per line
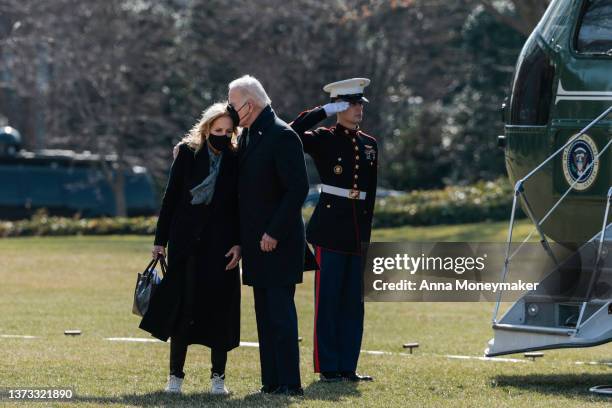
243,128,250,150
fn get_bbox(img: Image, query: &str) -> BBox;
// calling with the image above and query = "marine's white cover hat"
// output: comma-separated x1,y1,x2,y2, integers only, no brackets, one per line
323,78,370,102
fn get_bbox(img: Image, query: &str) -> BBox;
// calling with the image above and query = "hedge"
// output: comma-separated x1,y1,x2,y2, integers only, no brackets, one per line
0,212,157,238
0,178,522,238
370,178,523,228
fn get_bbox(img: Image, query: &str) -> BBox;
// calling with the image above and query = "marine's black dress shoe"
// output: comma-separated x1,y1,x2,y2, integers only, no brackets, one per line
319,371,343,382
270,385,304,396
341,371,373,382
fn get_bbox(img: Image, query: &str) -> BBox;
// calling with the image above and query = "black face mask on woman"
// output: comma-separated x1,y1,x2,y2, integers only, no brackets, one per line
226,104,240,127
226,102,248,127
208,134,230,151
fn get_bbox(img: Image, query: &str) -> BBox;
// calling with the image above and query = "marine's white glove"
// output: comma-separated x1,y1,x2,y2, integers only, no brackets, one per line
323,101,350,116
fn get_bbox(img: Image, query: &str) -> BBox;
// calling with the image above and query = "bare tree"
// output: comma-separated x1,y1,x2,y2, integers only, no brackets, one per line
479,0,551,36
0,0,539,196
1,0,185,215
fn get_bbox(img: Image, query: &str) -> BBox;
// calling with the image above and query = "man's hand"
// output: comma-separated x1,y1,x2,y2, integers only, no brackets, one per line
225,245,242,270
260,233,278,252
152,245,166,260
323,101,350,116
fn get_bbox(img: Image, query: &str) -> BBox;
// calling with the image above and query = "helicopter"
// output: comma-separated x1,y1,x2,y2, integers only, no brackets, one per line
485,0,612,372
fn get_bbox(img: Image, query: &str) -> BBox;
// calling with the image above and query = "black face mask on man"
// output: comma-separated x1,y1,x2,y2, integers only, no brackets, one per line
208,134,230,151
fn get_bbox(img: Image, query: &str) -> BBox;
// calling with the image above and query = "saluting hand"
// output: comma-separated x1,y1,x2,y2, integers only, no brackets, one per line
260,233,278,252
323,101,350,116
225,245,242,270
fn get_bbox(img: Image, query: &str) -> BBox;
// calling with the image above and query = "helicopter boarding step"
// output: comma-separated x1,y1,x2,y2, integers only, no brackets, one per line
485,223,612,357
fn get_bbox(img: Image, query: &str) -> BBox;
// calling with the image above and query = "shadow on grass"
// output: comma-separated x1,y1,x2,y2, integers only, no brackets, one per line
71,390,296,407
70,383,361,407
493,373,612,399
303,380,361,401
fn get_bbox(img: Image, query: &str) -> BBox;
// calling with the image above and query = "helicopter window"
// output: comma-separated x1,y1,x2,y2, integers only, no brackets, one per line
576,0,612,54
539,0,574,49
509,42,555,125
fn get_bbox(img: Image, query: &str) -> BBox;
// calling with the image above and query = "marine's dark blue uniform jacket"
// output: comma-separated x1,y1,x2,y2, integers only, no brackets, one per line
290,107,378,253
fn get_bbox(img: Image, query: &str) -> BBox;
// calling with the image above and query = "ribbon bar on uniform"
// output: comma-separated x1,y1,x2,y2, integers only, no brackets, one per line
320,184,366,200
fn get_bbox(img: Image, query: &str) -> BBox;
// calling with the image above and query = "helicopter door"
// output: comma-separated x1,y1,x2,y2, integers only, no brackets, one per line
508,41,555,126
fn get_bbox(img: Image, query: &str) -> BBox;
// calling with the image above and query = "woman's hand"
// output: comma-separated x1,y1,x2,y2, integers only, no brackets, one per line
225,245,241,270
152,245,166,260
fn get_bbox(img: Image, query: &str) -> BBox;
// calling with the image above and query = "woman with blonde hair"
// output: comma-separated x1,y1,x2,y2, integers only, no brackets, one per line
139,102,241,395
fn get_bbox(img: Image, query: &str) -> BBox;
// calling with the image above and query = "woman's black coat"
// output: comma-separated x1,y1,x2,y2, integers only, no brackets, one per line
139,143,240,350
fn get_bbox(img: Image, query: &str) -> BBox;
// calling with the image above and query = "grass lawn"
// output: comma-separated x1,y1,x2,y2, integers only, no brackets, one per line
0,219,610,407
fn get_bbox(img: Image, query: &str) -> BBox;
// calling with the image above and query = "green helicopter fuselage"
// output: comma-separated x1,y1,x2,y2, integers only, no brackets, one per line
504,0,612,245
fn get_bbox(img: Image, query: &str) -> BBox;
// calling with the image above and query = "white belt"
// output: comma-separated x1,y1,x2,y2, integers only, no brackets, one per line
320,184,366,200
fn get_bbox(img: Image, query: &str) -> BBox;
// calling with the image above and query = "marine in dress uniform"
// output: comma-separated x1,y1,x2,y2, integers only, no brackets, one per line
289,78,378,382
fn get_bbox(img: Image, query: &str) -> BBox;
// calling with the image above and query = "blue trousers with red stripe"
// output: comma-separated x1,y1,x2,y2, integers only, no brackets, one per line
313,246,364,373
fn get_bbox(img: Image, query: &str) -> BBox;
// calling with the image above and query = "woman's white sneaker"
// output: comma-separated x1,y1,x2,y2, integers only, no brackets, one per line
211,373,229,395
164,374,183,393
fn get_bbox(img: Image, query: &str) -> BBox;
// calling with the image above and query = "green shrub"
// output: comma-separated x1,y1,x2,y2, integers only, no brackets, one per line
0,209,157,238
370,178,523,228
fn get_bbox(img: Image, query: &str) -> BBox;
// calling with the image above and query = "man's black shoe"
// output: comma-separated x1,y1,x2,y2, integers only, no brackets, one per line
341,372,373,382
260,384,278,394
287,386,304,396
270,385,304,396
319,371,343,382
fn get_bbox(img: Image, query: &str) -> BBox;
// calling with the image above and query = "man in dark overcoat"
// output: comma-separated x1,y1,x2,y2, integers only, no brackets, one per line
227,75,309,396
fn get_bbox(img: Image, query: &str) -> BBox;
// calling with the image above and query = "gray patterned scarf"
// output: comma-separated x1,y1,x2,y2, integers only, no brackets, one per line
189,145,223,205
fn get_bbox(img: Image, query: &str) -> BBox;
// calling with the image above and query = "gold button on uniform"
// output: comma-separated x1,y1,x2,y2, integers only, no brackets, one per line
355,155,359,160
354,174,358,179
355,164,359,169
354,146,358,151
353,184,358,188
333,164,343,175
326,204,331,208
